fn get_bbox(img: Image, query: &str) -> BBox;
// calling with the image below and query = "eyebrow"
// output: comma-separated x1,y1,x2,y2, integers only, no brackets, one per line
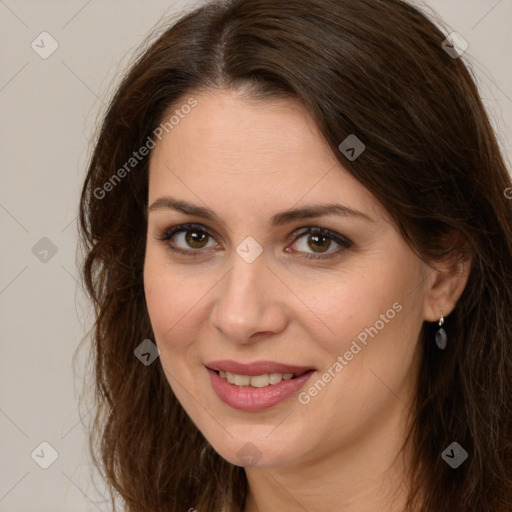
147,196,373,227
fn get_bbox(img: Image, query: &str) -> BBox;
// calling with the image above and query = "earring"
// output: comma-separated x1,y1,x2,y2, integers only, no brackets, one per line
435,310,447,350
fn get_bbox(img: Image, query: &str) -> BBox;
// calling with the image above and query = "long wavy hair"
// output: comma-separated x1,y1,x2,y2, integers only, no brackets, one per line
77,0,512,510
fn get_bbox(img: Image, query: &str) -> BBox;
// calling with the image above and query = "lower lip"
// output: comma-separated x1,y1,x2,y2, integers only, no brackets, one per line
206,368,316,411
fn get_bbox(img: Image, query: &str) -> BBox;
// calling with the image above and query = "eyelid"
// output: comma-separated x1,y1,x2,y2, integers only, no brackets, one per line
155,222,219,252
286,226,352,247
156,222,352,259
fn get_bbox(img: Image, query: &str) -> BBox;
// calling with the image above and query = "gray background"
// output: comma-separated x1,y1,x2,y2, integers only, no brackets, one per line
0,1,510,510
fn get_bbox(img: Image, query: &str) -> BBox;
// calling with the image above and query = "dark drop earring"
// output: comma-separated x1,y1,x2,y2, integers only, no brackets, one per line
435,313,447,350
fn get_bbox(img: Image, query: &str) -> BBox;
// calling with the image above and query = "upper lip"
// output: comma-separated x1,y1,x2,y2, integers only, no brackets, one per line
205,360,316,376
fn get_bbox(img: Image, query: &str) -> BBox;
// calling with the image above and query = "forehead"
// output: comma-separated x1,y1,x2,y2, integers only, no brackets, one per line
153,89,324,162
147,89,389,223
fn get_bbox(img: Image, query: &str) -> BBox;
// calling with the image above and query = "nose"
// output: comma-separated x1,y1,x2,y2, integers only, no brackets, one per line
211,248,288,344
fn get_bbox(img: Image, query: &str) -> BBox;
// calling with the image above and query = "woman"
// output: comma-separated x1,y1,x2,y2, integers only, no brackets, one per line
78,0,512,510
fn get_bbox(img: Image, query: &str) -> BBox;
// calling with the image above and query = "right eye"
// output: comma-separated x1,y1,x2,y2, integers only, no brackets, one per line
156,223,218,255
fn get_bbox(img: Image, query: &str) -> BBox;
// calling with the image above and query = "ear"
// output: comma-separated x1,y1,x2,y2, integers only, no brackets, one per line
423,248,472,322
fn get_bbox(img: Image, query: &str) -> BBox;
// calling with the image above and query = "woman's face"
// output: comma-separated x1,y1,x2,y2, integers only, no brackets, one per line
144,88,432,468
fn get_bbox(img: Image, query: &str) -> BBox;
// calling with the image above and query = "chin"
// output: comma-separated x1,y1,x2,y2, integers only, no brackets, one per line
206,430,304,469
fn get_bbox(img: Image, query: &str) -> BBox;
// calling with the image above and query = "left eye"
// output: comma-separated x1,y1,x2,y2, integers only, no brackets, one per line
156,223,352,260
288,227,352,260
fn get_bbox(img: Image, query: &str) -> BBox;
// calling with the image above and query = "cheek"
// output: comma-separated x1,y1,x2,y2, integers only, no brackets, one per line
298,253,424,369
143,251,215,361
293,264,424,442
144,254,188,345
143,261,207,414
294,269,403,345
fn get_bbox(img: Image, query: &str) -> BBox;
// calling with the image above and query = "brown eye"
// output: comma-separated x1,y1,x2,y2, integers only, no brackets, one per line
289,227,352,260
183,229,209,249
157,223,352,260
306,233,332,253
157,223,217,254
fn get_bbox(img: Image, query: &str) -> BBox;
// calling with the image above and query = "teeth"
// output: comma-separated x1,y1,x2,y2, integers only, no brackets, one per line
218,370,299,387
269,372,284,384
234,374,250,386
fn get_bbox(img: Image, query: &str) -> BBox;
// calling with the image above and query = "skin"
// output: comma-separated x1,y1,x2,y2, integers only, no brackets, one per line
143,88,470,512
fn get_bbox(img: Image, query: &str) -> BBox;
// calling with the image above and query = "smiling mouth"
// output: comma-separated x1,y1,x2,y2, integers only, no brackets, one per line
213,369,311,388
206,364,317,411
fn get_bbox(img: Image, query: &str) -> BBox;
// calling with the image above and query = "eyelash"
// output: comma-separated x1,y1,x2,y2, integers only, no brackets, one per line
155,222,352,260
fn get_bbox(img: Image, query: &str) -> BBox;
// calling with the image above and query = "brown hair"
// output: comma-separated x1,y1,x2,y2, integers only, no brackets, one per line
78,0,512,510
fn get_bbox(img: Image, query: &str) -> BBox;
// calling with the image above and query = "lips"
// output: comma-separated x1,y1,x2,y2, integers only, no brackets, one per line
206,366,317,411
205,360,316,376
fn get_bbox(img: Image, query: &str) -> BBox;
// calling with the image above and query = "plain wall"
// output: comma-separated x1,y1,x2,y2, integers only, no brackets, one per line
0,1,510,510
